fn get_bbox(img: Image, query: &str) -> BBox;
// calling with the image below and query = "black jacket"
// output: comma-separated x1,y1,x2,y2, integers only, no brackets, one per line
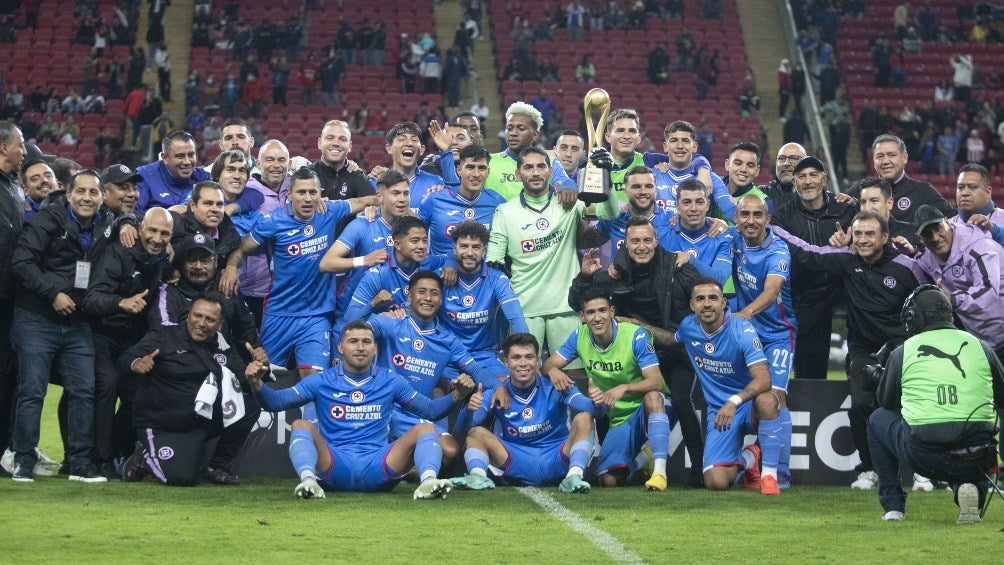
569,246,702,335
761,177,797,213
12,203,112,323
772,226,921,355
771,191,857,294
0,167,24,304
82,239,169,339
310,159,374,201
148,273,261,360
845,174,954,227
119,324,257,432
169,209,241,261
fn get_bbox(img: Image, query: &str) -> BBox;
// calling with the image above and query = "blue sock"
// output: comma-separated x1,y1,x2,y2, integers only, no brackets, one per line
647,412,670,460
759,416,783,478
414,432,442,479
288,429,318,479
301,401,317,423
569,440,590,471
464,447,489,475
778,407,792,481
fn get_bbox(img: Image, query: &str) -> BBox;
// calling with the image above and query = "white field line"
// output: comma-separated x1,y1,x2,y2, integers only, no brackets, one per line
517,486,646,565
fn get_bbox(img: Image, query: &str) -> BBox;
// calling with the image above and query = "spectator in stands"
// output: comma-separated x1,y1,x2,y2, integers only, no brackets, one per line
796,29,817,67
567,2,586,41
155,43,172,103
949,54,973,103
902,26,922,53
0,14,15,42
699,0,722,20
575,54,596,83
299,54,319,106
871,36,891,87
893,2,909,38
740,69,761,116
965,129,985,165
241,73,266,118
337,21,357,65
105,54,125,100
62,88,84,114
539,55,559,83
185,106,206,135
58,116,80,146
628,0,648,29
184,72,201,113
127,47,146,91
817,59,841,105
94,128,122,169
674,31,694,70
603,1,628,29
511,19,532,60
777,59,792,119
831,114,852,183
82,48,100,96
648,43,670,85
916,1,938,41
782,110,808,146
919,124,938,174
270,56,290,106
319,52,342,106
937,126,960,177
135,131,211,212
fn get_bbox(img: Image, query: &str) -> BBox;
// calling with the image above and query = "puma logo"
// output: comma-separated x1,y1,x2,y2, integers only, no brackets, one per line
917,342,968,378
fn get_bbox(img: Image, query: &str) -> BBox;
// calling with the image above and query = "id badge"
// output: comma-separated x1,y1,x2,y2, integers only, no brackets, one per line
74,261,91,289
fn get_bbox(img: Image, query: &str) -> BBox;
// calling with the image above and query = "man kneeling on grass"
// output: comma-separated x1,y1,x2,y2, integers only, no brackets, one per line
451,333,594,493
248,320,475,500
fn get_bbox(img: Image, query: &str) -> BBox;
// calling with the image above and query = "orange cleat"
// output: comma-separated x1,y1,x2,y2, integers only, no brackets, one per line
761,475,781,496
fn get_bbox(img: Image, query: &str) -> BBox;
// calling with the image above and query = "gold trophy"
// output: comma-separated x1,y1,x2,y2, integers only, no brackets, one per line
576,88,612,203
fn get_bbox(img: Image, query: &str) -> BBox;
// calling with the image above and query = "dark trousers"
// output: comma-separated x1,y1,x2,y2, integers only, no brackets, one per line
244,296,265,332
847,349,878,471
659,345,705,476
0,304,16,452
867,408,994,512
135,401,259,486
792,287,836,380
92,333,140,463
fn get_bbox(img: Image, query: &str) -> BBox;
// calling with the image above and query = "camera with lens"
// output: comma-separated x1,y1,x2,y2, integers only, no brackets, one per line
861,338,904,393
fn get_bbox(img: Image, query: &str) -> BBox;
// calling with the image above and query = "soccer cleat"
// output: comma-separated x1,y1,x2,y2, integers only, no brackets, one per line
778,472,791,490
450,473,495,491
644,472,667,492
294,476,326,499
882,510,905,521
741,444,762,490
11,463,34,483
641,443,655,478
851,470,877,489
69,463,109,483
956,483,981,525
121,443,148,482
761,475,781,496
559,474,591,494
200,466,242,486
911,474,934,492
413,478,453,500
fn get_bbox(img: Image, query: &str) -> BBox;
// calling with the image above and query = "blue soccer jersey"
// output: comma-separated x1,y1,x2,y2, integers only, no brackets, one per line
659,219,734,284
333,214,395,318
341,253,454,323
254,364,457,451
437,263,529,356
730,227,797,343
465,375,593,446
595,208,674,254
651,165,732,219
418,186,505,256
370,169,444,210
249,200,351,317
674,314,768,410
434,151,460,189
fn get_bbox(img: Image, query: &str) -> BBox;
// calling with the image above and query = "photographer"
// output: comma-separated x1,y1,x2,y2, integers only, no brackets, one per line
867,286,1004,524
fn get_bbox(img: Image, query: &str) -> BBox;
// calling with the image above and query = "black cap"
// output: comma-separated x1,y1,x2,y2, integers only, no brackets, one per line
25,143,56,163
914,204,945,236
174,232,216,265
100,164,143,185
792,156,825,175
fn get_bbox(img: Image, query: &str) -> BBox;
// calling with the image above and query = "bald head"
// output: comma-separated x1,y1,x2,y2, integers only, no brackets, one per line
139,207,174,256
775,143,807,184
258,139,291,189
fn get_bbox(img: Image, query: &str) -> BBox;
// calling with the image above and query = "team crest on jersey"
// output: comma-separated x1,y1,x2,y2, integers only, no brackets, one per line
671,184,679,197
778,260,788,272
303,224,315,237
222,400,236,417
392,353,408,367
615,239,624,250
521,407,534,420
350,390,364,403
883,276,897,288
752,337,762,350
897,197,911,211
704,342,715,354
536,218,549,230
446,224,457,237
951,266,964,278
646,341,655,353
330,404,346,419
464,208,475,220
194,233,208,244
462,294,475,307
506,425,519,437
413,338,425,351
520,239,537,253
157,446,175,460
286,243,301,256
214,353,227,364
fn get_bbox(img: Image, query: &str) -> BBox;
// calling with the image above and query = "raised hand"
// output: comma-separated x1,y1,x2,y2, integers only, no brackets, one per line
132,349,160,374
118,289,149,314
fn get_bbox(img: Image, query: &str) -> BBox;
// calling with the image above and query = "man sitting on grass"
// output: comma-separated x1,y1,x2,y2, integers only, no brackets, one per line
451,333,594,493
248,320,475,500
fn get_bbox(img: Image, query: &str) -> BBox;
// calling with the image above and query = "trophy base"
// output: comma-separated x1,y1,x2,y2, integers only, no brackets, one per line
576,191,610,204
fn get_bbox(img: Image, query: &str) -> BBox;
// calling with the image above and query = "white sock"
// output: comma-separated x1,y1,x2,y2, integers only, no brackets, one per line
762,466,778,479
420,469,437,482
653,458,667,475
741,449,756,471
299,470,316,480
471,468,487,476
568,466,584,478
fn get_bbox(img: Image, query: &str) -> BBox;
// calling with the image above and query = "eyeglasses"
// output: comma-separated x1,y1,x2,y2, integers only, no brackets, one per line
776,155,804,163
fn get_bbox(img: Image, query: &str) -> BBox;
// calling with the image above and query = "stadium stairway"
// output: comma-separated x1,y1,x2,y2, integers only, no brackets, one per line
431,2,503,141
162,0,194,130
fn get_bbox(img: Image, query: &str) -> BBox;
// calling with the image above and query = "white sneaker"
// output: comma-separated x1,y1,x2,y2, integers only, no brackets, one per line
851,470,877,489
2,448,59,477
956,483,981,525
0,448,13,475
911,474,934,492
294,476,326,499
882,510,905,521
413,478,452,500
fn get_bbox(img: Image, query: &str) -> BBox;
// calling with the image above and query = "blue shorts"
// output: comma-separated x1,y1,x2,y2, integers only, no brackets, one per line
762,337,793,392
388,408,449,442
595,395,673,476
499,439,569,486
261,313,332,371
317,443,404,492
703,401,755,472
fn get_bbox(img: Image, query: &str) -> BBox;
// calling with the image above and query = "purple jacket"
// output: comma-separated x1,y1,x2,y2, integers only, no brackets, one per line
916,222,1004,348
233,177,288,298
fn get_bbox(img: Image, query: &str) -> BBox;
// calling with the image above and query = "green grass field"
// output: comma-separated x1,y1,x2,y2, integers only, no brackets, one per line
3,386,1001,564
